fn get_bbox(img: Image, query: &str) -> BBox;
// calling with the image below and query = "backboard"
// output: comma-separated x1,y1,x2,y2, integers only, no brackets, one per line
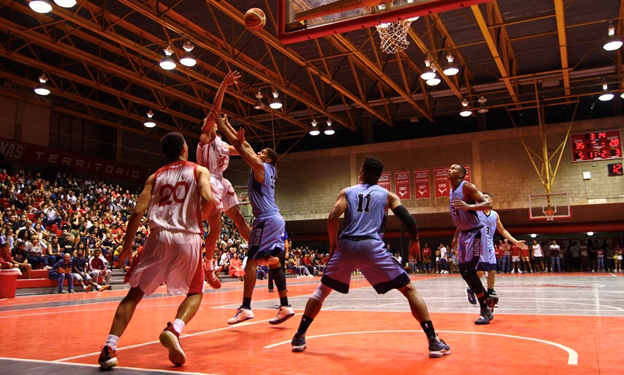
528,192,572,221
278,0,491,44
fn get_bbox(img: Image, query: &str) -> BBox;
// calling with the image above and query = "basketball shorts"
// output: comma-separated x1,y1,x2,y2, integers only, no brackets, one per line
487,245,497,267
512,256,520,262
248,214,285,260
457,226,491,271
126,229,203,296
321,238,411,294
209,175,239,212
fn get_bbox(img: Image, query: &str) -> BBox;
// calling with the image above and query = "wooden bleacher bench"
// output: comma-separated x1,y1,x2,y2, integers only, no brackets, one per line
16,269,104,289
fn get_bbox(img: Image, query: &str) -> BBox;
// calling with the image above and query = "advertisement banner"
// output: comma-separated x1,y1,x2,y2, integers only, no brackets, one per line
0,137,151,183
413,169,430,199
378,172,391,191
394,171,411,200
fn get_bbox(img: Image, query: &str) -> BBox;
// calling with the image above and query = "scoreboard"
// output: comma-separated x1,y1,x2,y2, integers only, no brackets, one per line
570,130,622,163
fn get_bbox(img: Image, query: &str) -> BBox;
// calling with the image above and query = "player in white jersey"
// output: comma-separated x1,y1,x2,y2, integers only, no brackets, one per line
197,70,251,289
99,132,213,370
447,164,497,325
466,193,528,306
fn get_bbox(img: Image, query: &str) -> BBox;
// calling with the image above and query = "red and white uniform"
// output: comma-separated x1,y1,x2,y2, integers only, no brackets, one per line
127,161,204,296
196,136,239,212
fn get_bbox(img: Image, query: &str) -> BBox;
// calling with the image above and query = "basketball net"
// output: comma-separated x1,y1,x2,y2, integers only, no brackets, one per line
543,206,556,221
375,17,418,54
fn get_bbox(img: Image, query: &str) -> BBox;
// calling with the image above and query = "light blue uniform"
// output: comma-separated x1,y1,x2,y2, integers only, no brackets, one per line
477,210,498,266
322,184,410,294
247,163,285,259
449,181,491,271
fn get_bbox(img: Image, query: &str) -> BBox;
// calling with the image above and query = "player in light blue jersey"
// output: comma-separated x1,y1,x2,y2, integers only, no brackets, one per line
211,113,294,326
466,193,528,306
291,156,450,358
447,164,497,325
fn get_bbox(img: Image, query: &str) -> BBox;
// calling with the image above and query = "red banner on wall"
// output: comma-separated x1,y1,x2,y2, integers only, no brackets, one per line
464,165,471,183
433,167,450,198
413,169,430,199
394,171,411,200
0,137,151,183
378,172,391,191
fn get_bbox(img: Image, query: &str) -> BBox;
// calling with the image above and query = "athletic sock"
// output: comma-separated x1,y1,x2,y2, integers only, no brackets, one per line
280,296,289,307
477,291,490,309
421,320,436,339
105,334,119,351
173,319,185,334
297,315,314,335
242,297,252,309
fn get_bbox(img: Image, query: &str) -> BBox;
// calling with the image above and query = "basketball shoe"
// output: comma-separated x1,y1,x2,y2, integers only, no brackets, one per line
475,308,494,325
465,287,477,305
428,335,451,358
227,307,254,324
98,345,117,369
204,263,221,289
159,322,186,366
291,332,307,352
486,295,499,312
269,305,295,325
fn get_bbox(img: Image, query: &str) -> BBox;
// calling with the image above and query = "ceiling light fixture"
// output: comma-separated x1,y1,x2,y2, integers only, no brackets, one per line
443,53,459,76
603,23,623,51
309,119,320,136
598,83,614,101
477,95,489,113
459,98,472,117
179,39,197,67
269,90,283,109
324,118,335,135
34,73,50,96
144,109,156,128
426,69,440,86
253,90,265,110
53,0,77,8
420,59,436,81
29,0,53,13
621,92,624,99
530,234,537,238
587,231,594,236
160,45,176,70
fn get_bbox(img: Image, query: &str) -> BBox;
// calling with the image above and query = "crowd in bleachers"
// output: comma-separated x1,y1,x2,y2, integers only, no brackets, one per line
0,167,139,292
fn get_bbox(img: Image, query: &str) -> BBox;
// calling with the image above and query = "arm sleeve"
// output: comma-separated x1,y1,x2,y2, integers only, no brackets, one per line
394,205,418,240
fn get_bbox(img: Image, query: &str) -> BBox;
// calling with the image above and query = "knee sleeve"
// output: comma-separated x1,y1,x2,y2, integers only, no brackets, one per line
269,266,287,292
462,269,485,295
310,284,330,304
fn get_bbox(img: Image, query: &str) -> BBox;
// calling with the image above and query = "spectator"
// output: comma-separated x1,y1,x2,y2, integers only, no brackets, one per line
72,246,109,292
89,248,112,287
49,253,74,293
5,242,31,278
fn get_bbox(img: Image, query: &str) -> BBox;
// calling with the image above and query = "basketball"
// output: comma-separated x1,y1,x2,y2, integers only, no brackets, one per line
244,8,266,31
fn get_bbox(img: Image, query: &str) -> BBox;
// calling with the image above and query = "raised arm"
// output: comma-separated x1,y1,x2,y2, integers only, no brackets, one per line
200,71,241,142
211,113,265,183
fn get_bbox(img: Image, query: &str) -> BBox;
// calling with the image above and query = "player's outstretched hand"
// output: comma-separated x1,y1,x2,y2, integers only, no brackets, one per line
223,70,241,86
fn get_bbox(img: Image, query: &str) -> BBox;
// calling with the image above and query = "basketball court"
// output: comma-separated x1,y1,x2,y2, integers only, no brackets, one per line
1,272,622,375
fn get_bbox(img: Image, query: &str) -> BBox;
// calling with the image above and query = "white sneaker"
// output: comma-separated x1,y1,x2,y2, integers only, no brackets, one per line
518,270,522,274
227,307,254,325
269,305,295,325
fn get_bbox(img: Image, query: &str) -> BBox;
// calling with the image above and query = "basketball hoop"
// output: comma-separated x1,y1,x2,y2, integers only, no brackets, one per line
543,206,556,221
375,17,418,54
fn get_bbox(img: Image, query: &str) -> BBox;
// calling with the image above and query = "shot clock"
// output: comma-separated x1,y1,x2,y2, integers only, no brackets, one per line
570,130,622,163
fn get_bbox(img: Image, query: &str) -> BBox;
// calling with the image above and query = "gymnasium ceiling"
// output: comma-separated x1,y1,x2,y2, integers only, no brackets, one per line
1,0,623,155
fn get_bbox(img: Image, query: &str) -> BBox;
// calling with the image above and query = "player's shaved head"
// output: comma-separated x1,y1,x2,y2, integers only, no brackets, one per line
161,132,186,161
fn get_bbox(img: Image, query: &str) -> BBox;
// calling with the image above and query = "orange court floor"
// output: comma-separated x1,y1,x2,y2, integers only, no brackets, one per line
1,272,623,375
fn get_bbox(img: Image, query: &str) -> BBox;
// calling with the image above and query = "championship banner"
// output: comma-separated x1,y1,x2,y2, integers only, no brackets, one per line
0,137,151,183
394,171,411,200
378,172,391,191
464,165,471,182
414,169,430,199
433,167,451,198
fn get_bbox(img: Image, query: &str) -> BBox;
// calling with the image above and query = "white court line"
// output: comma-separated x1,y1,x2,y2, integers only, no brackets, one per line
0,356,216,374
56,317,277,362
264,329,579,365
0,303,185,319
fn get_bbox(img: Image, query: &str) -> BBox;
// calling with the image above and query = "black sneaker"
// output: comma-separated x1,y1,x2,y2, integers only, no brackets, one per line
465,287,477,305
291,332,307,352
428,335,451,358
